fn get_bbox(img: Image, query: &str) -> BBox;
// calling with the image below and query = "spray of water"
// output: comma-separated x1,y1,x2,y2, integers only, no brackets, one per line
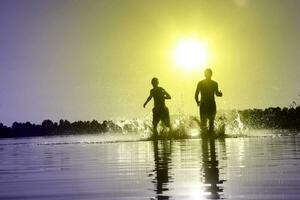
112,111,247,140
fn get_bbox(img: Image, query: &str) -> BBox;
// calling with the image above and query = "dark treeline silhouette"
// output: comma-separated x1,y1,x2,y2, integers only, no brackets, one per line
238,106,300,130
0,119,135,139
0,106,299,139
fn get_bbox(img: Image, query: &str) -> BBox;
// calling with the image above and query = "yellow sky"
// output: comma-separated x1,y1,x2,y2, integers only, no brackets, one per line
0,0,300,124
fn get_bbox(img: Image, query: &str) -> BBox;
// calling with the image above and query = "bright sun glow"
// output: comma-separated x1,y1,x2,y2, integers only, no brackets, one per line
173,38,209,70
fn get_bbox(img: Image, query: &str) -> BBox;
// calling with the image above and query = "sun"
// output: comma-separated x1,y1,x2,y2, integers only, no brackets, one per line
172,38,209,70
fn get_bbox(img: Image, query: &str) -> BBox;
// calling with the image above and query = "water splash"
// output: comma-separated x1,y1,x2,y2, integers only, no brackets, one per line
222,110,248,136
99,111,249,139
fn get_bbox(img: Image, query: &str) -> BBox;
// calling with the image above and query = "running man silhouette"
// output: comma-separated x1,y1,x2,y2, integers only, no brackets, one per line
195,68,222,134
144,77,171,138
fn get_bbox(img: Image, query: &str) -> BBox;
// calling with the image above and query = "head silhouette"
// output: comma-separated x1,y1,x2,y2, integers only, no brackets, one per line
151,77,159,87
204,68,213,80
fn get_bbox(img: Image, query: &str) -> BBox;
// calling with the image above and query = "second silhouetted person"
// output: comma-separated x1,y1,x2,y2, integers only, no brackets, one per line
195,68,222,134
144,77,171,138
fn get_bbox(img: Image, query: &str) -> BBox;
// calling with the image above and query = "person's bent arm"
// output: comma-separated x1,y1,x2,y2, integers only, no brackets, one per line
195,83,200,106
164,90,171,100
215,83,223,97
143,92,152,108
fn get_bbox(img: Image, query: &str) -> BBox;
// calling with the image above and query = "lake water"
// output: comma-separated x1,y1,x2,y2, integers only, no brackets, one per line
0,132,299,200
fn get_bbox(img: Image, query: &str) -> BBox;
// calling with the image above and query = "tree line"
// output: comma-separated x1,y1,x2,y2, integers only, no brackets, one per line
0,106,299,139
238,106,300,130
0,119,139,138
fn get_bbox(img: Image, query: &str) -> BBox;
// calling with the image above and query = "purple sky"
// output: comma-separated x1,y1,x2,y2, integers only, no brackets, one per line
1,0,300,126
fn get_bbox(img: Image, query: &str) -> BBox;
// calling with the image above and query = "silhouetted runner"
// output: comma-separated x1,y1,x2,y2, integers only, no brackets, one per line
143,77,171,138
195,68,222,134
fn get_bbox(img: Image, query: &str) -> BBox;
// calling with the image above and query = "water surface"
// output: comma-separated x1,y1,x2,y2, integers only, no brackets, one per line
0,132,299,199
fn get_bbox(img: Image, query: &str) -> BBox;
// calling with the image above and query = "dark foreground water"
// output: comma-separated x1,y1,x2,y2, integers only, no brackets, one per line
0,132,299,200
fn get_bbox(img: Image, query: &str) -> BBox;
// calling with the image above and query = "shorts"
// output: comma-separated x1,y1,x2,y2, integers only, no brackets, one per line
200,102,216,120
152,106,170,127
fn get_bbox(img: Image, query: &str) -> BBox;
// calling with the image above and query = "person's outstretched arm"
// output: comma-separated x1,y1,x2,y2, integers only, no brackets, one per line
215,83,223,97
143,91,153,108
195,82,200,106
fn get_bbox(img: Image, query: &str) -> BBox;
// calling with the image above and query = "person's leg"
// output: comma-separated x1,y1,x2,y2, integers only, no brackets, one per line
201,115,208,132
153,121,158,138
208,114,215,134
208,103,216,134
200,105,208,132
162,107,171,129
152,109,159,139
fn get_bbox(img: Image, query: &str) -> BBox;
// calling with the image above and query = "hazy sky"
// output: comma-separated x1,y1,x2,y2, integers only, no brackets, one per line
0,0,300,125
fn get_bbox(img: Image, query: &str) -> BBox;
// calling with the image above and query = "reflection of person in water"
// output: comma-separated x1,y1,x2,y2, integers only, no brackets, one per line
201,139,225,199
195,68,222,134
151,140,172,200
144,78,171,138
